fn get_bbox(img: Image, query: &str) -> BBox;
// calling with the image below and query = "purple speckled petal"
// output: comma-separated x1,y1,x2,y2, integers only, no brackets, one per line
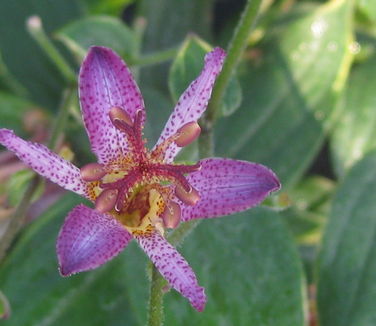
0,129,87,197
79,46,145,164
137,232,206,311
154,47,226,162
181,158,280,221
57,204,132,276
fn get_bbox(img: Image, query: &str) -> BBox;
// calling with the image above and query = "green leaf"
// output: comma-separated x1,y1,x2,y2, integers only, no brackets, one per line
215,0,353,188
317,150,376,326
281,176,334,243
86,0,135,16
0,193,139,326
0,291,10,320
330,51,376,176
0,52,28,96
139,0,214,91
357,0,376,23
169,35,242,117
163,208,306,325
57,15,136,63
0,1,84,109
7,171,44,207
0,92,36,136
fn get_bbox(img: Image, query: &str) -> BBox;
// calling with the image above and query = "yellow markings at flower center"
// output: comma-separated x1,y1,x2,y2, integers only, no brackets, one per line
116,188,165,236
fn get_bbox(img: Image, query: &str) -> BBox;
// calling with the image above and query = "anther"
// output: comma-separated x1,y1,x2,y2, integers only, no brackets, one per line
95,189,118,213
109,106,133,127
162,201,181,228
175,184,200,206
174,122,201,147
80,163,106,182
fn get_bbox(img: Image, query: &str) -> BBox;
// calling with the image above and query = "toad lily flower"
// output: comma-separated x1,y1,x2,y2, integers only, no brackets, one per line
0,46,280,311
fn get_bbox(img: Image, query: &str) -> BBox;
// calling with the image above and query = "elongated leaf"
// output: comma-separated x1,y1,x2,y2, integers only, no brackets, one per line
331,51,376,176
169,36,242,117
86,0,134,16
139,0,214,91
0,291,10,320
163,208,306,325
57,16,136,63
215,0,353,188
282,176,334,243
317,150,376,326
357,0,376,23
0,193,138,326
0,92,36,136
0,1,84,109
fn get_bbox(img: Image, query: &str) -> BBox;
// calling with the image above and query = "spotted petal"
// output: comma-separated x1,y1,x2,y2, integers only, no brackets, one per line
137,232,206,311
0,128,87,197
57,204,132,276
181,158,280,221
155,47,226,162
79,46,145,164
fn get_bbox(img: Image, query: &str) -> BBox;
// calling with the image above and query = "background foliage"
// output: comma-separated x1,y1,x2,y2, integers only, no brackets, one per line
0,0,375,325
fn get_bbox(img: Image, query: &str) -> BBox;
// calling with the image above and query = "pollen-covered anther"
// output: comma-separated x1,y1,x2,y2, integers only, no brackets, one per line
80,163,106,182
174,121,201,147
109,106,133,127
95,189,118,213
162,201,181,229
175,184,200,206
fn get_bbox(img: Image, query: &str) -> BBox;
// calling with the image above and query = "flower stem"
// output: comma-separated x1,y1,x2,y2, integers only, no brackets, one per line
206,0,263,122
0,87,76,262
26,15,76,84
147,265,167,326
48,88,75,148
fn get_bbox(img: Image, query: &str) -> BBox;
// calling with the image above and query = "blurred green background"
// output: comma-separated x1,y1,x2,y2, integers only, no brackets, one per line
1,0,376,325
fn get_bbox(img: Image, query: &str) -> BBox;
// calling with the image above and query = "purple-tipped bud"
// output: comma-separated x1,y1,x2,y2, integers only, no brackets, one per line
80,163,106,182
95,189,118,213
174,122,201,147
109,106,133,127
175,185,200,206
162,201,181,228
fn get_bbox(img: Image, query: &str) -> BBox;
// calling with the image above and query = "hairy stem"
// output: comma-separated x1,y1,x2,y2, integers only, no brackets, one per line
147,265,167,326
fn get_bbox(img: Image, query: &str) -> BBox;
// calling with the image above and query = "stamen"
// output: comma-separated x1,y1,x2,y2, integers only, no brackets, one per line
162,201,181,228
174,121,201,147
112,118,135,136
175,184,200,206
80,163,106,182
157,162,201,174
153,168,191,192
95,189,118,213
109,106,133,127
